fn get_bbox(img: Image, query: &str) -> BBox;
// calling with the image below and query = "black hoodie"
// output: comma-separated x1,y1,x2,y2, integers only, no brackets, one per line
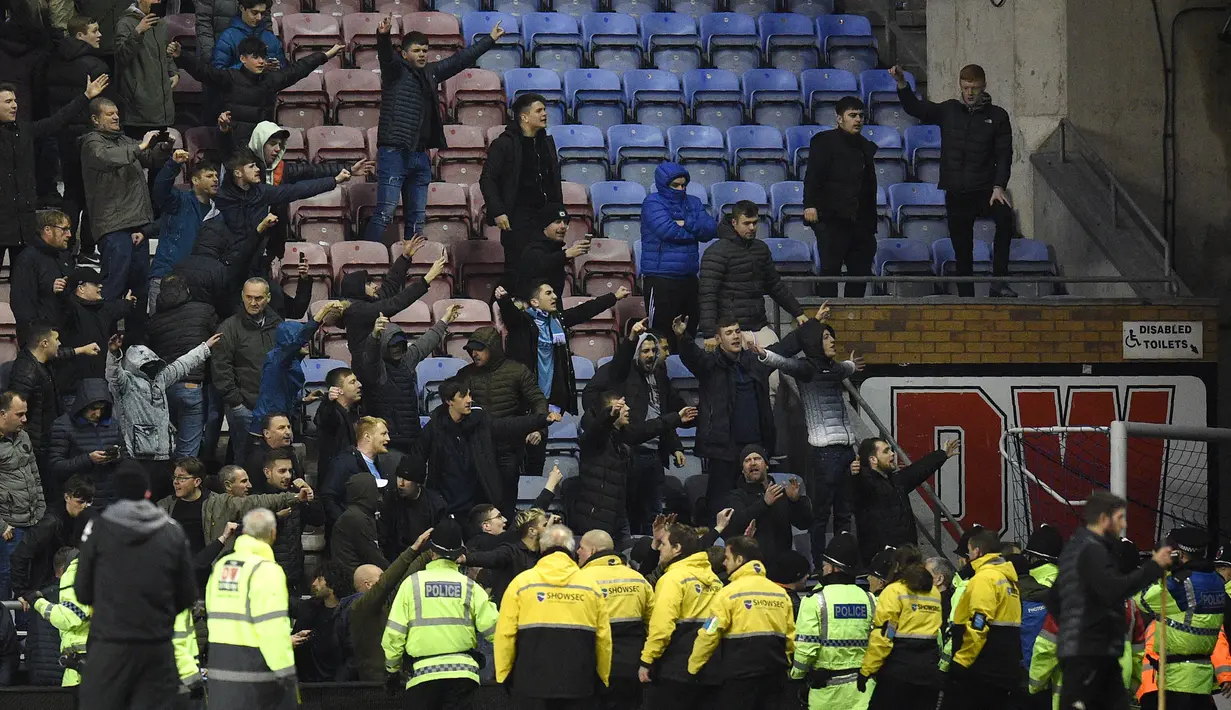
44,35,113,135
147,277,218,384
330,473,389,575
47,378,125,504
337,259,430,372
75,480,197,642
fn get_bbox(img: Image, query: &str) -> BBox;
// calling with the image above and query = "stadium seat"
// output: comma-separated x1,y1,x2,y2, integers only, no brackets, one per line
467,183,500,240
861,69,919,133
302,358,349,393
726,125,788,193
547,415,580,455
817,14,877,74
622,70,684,131
183,126,220,162
640,13,701,75
283,126,307,162
765,237,814,297
801,68,858,125
444,69,506,131
564,68,625,135
329,242,388,287
390,301,433,334
504,68,566,125
590,181,647,244
665,354,697,405
742,68,804,132
552,0,600,18
281,14,342,63
172,70,203,126
433,299,493,358
710,181,769,223
325,69,381,129
290,191,348,244
455,240,506,300
417,357,468,410
422,184,471,253
583,13,642,73
560,180,595,233
306,126,367,163
873,238,932,297
888,182,947,241
342,14,392,68
563,299,618,364
1008,238,1057,296
318,0,363,19
875,185,891,240
785,124,826,178
700,13,760,73
491,0,536,17
783,0,832,18
349,182,401,242
932,238,992,296
522,12,582,73
549,124,609,189
276,72,328,129
573,239,634,296
757,13,818,74
904,124,942,184
165,13,196,55
434,0,482,23
770,181,807,241
436,125,487,184
862,124,906,188
281,242,332,304
463,13,522,71
667,125,727,192
398,239,458,304
606,124,667,190
682,69,743,134
402,12,464,51
373,0,416,16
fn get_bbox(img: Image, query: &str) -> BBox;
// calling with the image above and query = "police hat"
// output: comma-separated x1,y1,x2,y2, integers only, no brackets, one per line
820,531,860,571
1165,527,1208,557
766,550,811,585
1114,538,1141,575
868,546,897,580
429,516,465,559
955,524,985,558
1024,524,1063,562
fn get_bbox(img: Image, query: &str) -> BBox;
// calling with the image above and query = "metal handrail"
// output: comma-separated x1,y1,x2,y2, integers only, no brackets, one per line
1057,118,1174,285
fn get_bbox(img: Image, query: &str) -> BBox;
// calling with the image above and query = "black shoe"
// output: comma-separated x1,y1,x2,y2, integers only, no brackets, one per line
990,284,1019,298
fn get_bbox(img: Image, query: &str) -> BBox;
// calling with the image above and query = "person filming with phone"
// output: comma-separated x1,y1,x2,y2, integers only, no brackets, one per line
47,378,126,508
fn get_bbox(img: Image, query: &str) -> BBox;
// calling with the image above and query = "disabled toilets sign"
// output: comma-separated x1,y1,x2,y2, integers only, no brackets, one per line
1122,321,1203,360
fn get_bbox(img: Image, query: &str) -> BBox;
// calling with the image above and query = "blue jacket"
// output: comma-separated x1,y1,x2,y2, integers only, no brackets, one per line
248,318,319,432
638,162,717,278
212,15,287,70
152,159,218,278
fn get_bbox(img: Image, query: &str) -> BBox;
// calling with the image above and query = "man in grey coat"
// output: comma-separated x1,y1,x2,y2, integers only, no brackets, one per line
0,391,47,604
211,277,281,466
114,0,177,153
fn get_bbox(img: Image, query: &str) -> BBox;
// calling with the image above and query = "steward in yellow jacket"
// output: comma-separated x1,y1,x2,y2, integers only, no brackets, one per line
495,525,612,702
689,536,795,708
31,555,91,687
173,606,205,706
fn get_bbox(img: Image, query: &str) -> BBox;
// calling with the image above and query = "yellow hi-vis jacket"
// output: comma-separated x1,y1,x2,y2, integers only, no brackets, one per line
640,550,725,684
205,534,296,708
861,580,944,686
790,579,877,710
575,552,654,681
32,558,91,687
950,553,1022,685
495,551,613,698
688,559,795,678
381,558,499,688
173,608,203,693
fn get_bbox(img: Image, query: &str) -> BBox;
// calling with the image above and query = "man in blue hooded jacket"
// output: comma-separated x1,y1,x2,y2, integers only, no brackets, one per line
638,163,716,347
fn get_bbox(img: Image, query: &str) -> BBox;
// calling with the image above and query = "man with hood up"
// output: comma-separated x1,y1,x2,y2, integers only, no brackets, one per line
331,473,389,575
105,328,220,502
638,162,717,347
74,462,198,709
379,452,446,560
47,380,124,506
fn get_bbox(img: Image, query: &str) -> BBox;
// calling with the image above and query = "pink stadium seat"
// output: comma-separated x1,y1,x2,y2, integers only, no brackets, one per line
325,69,382,129
568,333,617,363
343,13,394,67
317,0,363,18
173,70,203,123
330,242,390,285
392,241,454,306
573,239,634,295
349,182,404,243
485,125,504,146
403,12,464,48
306,126,367,163
281,14,342,62
613,296,646,335
561,181,594,234
454,240,505,300
283,127,308,161
466,183,501,240
276,72,328,129
373,0,418,18
424,183,470,246
183,126,220,162
289,190,348,244
366,126,379,160
165,13,196,55
0,302,16,362
281,242,332,304
562,296,617,335
436,125,487,185
444,69,506,130
390,301,434,334
432,299,492,358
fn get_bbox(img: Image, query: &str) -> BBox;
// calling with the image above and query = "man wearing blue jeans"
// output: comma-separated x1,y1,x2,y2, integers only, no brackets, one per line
0,392,47,606
363,13,504,242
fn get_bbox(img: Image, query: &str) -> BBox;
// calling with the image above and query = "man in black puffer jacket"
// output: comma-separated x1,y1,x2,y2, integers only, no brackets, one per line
146,275,218,458
721,444,812,560
330,472,388,576
259,447,324,593
892,63,1016,298
572,390,690,539
46,382,123,506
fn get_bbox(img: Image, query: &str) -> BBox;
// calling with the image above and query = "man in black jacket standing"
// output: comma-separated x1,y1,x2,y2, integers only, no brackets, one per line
802,97,879,298
11,210,77,337
1055,490,1171,710
146,275,217,459
849,436,957,565
722,444,812,559
74,461,197,710
892,63,1016,298
480,93,564,276
362,14,502,242
514,203,590,299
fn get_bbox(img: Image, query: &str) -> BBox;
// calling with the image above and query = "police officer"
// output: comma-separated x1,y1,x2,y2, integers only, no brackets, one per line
688,536,795,710
495,523,613,710
576,529,654,710
29,549,91,688
1135,527,1225,710
205,508,297,710
941,528,1023,709
381,516,499,709
790,532,876,710
173,606,205,709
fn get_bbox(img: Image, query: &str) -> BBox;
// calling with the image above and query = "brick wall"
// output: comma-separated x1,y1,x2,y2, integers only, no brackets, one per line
812,302,1219,365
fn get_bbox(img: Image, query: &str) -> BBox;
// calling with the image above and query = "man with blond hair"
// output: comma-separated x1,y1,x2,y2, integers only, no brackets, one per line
322,416,391,524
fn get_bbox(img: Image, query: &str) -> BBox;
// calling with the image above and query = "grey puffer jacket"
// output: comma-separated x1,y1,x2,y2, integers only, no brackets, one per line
105,343,212,460
0,429,45,531
759,350,857,448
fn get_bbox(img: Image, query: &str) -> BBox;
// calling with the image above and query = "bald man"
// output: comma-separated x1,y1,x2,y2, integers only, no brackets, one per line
575,531,654,710
343,529,433,681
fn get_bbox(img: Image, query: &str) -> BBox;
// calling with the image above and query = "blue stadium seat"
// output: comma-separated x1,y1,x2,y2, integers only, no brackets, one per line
817,14,877,74
492,0,537,17
622,70,685,131
710,181,769,236
1008,238,1057,296
861,124,906,188
549,124,609,188
770,180,808,241
564,68,625,134
682,68,743,134
783,0,832,18
610,0,656,20
785,124,826,178
607,124,667,189
904,124,941,184
873,238,932,297
521,12,582,73
757,13,818,74
888,182,947,242
463,13,522,71
932,237,992,296
301,358,349,389
861,69,919,134
742,69,803,132
583,13,642,72
700,13,760,73
765,237,815,297
552,0,600,18
591,180,648,242
665,354,698,405
416,356,468,410
801,68,858,125
726,125,787,194
667,125,727,191
504,68,565,125
729,0,774,21
547,414,580,454
876,185,891,240
572,354,596,391
640,13,701,74
665,0,720,19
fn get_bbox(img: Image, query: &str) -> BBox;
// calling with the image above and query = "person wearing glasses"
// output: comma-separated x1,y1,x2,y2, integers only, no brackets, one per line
11,211,78,339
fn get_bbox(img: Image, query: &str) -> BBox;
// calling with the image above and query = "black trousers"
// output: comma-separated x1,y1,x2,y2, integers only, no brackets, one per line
704,457,742,521
652,680,720,710
944,189,1015,297
501,208,543,291
1057,656,1130,710
626,450,665,535
939,673,1022,710
719,674,784,710
813,216,876,298
644,275,699,351
868,675,940,710
599,678,643,710
496,448,522,518
79,639,179,710
1139,691,1216,710
404,677,477,710
516,696,594,710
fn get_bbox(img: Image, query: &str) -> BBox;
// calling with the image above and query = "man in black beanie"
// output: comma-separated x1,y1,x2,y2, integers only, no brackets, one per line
514,202,592,299
380,452,448,560
722,443,813,560
74,460,197,709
